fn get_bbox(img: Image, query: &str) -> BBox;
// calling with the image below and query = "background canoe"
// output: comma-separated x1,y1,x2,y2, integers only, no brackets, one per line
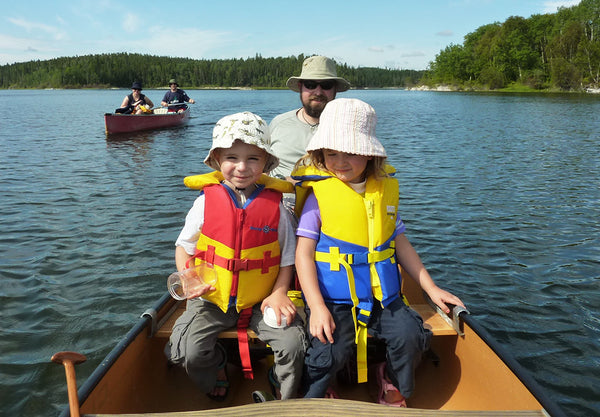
104,108,190,134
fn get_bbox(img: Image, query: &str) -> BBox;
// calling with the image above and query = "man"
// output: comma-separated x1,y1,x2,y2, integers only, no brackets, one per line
269,56,350,180
161,78,195,112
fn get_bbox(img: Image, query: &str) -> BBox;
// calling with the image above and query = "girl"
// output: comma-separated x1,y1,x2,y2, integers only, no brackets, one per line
293,98,465,407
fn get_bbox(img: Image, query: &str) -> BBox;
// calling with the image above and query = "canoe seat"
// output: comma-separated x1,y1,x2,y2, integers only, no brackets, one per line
154,302,259,339
154,301,456,339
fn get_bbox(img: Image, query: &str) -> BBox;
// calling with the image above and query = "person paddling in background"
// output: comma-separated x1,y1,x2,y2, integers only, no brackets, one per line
164,112,307,402
116,81,154,114
293,98,465,407
269,56,350,211
161,78,195,112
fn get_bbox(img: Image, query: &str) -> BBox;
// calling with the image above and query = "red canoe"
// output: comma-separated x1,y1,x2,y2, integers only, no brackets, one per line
104,108,190,134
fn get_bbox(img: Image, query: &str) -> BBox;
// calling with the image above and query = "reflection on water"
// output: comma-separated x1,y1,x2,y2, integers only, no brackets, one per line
0,89,598,417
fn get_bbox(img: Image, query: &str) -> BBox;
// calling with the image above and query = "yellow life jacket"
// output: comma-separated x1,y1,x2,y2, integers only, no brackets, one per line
185,171,292,312
293,164,400,382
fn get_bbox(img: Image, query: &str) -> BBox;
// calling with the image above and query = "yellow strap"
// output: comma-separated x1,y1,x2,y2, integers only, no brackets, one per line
314,247,343,271
356,325,368,383
366,247,396,263
315,247,394,266
332,253,369,384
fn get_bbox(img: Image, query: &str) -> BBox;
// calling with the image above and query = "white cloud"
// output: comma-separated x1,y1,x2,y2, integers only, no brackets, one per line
543,1,580,13
436,30,454,37
122,13,141,33
106,27,236,60
7,17,67,41
368,46,384,53
401,51,426,58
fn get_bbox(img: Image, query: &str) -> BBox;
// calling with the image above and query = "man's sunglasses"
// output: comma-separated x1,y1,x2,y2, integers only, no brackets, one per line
302,80,336,90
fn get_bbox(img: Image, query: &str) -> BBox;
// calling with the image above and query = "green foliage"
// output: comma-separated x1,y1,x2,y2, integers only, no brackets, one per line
425,0,600,91
0,53,423,89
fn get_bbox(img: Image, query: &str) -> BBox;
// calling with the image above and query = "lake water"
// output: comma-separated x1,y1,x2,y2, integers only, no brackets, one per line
0,89,598,416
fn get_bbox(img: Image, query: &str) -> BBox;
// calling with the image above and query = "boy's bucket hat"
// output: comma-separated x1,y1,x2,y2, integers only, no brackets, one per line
204,111,279,173
286,56,350,93
168,78,178,86
131,81,143,90
306,98,386,157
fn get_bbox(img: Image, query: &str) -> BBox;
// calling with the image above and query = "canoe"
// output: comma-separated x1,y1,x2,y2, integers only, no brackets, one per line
104,107,190,134
54,270,566,417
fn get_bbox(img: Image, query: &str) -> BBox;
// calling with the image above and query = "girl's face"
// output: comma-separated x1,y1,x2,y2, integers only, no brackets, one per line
216,141,267,189
323,150,371,183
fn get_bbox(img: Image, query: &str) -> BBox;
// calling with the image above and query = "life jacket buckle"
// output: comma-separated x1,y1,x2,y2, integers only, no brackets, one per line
228,258,249,271
351,252,369,265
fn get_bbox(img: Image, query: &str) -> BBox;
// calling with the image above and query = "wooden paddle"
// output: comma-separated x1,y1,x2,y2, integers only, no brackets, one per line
51,351,87,417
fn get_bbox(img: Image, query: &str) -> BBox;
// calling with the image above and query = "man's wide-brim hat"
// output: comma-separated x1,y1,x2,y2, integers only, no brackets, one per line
204,111,279,173
131,81,143,90
169,78,178,86
286,56,350,93
306,98,386,157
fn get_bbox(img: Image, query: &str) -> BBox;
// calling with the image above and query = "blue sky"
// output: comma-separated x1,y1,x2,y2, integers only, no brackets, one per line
1,0,580,70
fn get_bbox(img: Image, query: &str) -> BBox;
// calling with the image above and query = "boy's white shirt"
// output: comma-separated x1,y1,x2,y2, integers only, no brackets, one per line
175,194,296,267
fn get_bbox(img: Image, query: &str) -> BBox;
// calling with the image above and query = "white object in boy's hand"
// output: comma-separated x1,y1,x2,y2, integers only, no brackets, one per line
263,306,287,328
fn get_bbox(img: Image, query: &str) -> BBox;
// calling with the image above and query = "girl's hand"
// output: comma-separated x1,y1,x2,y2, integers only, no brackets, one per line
261,292,297,327
425,286,465,314
309,304,336,344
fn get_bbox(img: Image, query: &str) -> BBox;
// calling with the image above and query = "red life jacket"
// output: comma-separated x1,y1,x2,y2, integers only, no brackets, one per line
193,183,282,312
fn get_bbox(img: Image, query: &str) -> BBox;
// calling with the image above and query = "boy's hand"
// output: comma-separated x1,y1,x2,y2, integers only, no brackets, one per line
261,292,297,327
186,283,216,299
309,304,336,344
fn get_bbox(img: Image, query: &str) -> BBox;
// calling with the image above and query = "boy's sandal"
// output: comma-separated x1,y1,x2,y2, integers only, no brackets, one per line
376,362,406,408
252,390,276,403
206,343,229,402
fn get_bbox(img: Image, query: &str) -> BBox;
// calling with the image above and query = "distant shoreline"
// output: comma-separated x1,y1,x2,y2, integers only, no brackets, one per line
4,85,599,94
409,84,600,94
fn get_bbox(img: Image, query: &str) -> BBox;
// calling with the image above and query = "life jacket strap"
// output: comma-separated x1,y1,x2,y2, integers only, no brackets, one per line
332,254,369,383
194,246,280,274
237,307,254,379
314,246,395,267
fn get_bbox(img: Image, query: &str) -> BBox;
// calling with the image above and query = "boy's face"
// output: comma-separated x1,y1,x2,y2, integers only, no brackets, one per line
216,140,267,189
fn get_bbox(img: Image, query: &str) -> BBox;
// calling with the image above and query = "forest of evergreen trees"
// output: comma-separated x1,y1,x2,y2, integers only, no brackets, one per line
2,1,599,92
423,0,600,90
0,53,422,90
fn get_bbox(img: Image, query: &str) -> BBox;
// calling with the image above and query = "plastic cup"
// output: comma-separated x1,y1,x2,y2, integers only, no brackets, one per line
263,306,288,328
167,263,217,300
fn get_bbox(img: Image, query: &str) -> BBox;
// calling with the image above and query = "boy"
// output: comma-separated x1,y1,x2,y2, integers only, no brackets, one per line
165,112,306,401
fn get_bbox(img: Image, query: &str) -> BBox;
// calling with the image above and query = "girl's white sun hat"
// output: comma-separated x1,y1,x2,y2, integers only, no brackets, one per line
204,111,279,173
306,98,386,157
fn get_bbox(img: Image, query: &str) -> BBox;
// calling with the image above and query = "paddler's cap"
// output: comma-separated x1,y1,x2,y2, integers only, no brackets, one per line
204,111,279,173
131,81,143,90
168,78,178,86
306,98,386,157
286,55,350,92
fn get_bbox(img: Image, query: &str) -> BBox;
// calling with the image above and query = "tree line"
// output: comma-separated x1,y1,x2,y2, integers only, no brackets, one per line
0,53,423,90
423,0,600,90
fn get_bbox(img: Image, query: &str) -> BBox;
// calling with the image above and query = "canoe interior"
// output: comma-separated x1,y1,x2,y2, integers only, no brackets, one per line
73,270,552,416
